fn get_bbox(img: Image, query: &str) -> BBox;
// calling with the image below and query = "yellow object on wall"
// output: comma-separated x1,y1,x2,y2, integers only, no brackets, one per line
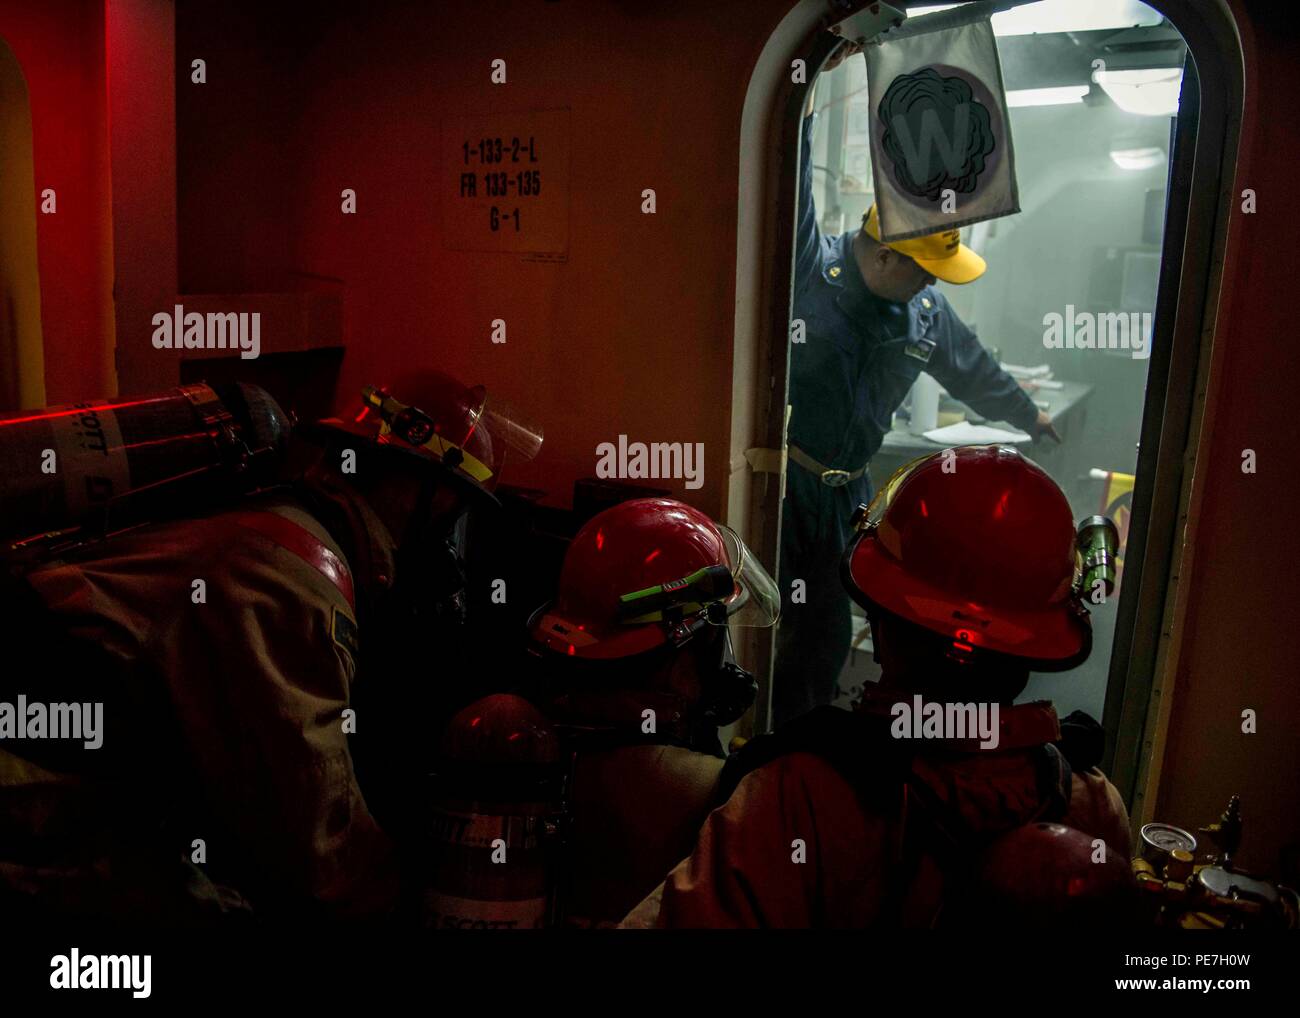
0,36,44,411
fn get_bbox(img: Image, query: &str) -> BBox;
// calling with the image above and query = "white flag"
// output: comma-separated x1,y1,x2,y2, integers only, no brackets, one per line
866,3,1019,241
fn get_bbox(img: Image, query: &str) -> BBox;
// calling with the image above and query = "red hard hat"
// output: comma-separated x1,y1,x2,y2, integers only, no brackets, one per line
528,498,779,661
844,445,1090,669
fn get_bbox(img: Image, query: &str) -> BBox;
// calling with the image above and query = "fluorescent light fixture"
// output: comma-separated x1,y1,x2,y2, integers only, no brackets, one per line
909,0,1163,37
1097,67,1182,115
1109,146,1164,170
1006,85,1089,107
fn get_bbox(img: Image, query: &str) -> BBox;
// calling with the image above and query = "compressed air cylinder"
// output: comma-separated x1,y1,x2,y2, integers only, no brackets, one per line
0,382,290,547
424,694,567,929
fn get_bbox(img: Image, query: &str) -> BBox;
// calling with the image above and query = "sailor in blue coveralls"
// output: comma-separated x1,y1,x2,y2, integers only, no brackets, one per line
775,69,1060,727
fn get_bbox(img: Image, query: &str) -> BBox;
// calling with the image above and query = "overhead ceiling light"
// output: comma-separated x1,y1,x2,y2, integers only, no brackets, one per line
908,0,1163,37
1006,85,1089,107
1096,66,1182,115
1109,145,1165,170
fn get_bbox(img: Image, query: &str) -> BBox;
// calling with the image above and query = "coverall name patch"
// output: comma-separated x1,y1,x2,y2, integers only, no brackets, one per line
904,336,937,363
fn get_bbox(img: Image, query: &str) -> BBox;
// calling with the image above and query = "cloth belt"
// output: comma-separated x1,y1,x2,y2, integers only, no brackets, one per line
786,444,869,488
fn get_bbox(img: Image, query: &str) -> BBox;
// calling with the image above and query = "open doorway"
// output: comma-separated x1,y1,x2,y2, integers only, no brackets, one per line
787,0,1179,727
727,0,1242,814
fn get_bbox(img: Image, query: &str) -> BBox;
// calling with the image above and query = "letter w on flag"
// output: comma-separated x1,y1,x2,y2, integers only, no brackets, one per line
863,1,1020,241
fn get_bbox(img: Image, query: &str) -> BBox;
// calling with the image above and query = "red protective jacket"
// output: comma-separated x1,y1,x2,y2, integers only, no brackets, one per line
626,703,1131,928
0,485,398,922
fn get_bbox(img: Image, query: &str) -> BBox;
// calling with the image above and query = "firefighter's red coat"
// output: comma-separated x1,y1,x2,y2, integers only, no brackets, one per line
626,705,1130,928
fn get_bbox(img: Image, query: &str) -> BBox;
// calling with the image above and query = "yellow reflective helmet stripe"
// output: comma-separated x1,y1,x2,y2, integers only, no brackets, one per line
377,420,494,483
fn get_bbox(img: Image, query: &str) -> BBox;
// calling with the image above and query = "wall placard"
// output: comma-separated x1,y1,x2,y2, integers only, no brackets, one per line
442,108,570,258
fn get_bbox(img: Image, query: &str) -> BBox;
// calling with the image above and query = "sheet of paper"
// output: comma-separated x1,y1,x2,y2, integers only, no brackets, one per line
921,421,1032,445
1000,363,1053,379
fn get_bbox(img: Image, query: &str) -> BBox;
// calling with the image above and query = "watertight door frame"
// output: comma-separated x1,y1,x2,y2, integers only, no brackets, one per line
731,0,1245,824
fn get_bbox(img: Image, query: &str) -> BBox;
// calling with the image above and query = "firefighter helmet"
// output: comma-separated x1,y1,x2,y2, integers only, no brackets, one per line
312,369,542,500
528,497,779,661
843,445,1102,670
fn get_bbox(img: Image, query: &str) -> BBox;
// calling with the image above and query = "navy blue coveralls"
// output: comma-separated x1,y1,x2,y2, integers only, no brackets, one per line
773,112,1039,727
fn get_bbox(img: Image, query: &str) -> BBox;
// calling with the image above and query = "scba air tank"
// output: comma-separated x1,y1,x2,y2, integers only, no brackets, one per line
0,382,290,550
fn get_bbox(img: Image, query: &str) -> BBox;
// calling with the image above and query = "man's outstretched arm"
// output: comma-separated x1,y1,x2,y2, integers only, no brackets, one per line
794,43,862,300
793,93,823,299
930,302,1060,443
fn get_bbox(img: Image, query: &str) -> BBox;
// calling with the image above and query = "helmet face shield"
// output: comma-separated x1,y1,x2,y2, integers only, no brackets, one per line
474,390,544,466
714,525,781,628
863,453,932,527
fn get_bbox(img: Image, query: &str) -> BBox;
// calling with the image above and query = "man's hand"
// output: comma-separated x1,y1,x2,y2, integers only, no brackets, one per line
1031,410,1061,445
824,40,863,71
808,41,863,115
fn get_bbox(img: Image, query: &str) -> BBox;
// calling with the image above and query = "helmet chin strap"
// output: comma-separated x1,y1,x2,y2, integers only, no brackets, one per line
700,627,757,728
385,466,467,628
398,463,441,552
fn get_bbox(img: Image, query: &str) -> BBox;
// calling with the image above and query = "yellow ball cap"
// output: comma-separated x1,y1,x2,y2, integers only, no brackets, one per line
864,203,987,285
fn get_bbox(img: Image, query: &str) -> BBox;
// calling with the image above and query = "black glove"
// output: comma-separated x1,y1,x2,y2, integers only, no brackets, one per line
1056,710,1105,772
